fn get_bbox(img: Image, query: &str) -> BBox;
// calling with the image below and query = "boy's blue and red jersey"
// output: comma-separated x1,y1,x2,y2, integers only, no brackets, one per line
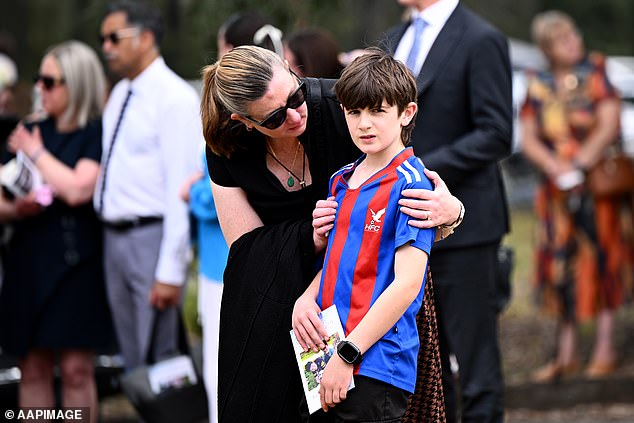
317,147,435,393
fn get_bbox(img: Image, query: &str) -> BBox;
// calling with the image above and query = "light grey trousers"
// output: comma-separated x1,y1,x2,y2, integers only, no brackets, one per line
104,223,179,369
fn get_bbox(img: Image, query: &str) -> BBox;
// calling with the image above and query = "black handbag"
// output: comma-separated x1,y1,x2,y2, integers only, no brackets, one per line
119,311,208,423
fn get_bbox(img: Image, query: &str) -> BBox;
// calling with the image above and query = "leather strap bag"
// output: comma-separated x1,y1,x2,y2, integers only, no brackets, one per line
587,153,634,198
403,268,446,423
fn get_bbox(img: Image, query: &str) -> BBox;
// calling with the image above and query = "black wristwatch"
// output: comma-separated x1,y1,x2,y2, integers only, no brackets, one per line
337,340,363,365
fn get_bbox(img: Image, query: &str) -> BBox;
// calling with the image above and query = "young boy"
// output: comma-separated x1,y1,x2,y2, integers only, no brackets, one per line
292,49,435,421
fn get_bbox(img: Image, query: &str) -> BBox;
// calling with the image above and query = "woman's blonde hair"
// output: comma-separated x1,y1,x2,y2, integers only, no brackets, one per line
200,45,286,157
531,10,578,53
46,40,106,128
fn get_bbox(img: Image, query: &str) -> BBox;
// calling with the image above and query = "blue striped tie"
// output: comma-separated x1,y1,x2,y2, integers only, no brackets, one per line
405,17,426,75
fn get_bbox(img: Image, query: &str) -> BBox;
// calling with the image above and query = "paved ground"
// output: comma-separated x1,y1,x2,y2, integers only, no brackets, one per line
506,404,634,423
99,396,634,423
499,307,634,423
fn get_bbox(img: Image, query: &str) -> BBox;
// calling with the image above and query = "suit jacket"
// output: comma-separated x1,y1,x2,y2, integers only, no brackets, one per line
384,4,512,250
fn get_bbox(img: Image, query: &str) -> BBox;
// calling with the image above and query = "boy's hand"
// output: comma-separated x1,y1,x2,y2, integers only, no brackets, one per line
319,355,353,411
292,293,329,353
312,196,337,253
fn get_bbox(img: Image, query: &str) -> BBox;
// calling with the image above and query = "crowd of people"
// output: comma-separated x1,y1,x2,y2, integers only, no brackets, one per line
0,1,632,423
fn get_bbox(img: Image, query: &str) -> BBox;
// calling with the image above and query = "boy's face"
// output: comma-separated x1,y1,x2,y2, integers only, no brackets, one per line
343,101,416,159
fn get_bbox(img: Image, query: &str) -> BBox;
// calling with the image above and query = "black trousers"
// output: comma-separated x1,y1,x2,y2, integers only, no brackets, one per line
304,376,409,423
432,242,504,423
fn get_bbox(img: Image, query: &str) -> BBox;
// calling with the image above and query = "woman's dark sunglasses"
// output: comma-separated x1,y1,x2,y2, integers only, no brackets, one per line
33,74,65,91
244,80,307,130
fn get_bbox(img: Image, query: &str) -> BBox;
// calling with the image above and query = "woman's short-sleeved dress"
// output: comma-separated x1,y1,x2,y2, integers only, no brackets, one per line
0,117,112,356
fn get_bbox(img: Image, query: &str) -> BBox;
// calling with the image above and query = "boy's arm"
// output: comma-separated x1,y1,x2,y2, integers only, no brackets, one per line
292,269,329,352
319,244,429,410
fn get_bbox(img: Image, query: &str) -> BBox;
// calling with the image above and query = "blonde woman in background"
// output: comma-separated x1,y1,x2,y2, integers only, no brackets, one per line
0,40,109,421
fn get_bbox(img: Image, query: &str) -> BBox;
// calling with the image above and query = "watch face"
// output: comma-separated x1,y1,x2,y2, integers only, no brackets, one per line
338,341,360,364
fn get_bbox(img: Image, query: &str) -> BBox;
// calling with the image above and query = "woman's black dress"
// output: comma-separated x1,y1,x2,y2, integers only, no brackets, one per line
0,118,111,357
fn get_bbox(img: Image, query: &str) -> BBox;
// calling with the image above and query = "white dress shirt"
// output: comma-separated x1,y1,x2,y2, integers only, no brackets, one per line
394,0,459,77
94,57,201,285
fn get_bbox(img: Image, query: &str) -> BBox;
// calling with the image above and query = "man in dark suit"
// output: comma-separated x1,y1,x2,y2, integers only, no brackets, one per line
383,1,512,421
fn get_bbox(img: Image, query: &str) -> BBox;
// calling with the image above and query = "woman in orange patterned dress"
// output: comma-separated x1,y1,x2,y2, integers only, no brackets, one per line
520,10,633,381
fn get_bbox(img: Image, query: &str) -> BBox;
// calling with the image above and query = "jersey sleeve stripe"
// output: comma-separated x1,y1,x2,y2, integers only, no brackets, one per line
403,160,422,182
396,165,412,184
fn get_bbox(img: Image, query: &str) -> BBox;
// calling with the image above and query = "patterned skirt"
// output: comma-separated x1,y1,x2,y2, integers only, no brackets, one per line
533,183,634,321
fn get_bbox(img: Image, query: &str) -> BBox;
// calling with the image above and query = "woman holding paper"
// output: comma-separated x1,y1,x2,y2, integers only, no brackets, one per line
0,40,110,421
520,11,633,382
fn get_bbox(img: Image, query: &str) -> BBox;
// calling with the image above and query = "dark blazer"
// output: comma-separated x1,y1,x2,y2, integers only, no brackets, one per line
384,4,513,250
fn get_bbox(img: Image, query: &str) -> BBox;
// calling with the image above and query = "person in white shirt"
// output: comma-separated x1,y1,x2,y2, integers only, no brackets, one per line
94,1,199,370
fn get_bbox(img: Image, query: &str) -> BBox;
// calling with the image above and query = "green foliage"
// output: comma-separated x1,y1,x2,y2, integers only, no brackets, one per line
3,0,630,86
540,0,634,55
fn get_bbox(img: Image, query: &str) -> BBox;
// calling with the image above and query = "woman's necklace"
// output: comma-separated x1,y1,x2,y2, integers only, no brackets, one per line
266,139,306,188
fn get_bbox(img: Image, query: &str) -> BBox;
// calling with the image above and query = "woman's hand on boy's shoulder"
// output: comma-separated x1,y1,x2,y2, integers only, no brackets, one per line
399,168,461,229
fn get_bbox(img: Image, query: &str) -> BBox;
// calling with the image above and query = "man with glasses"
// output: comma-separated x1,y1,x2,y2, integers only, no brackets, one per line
94,1,200,371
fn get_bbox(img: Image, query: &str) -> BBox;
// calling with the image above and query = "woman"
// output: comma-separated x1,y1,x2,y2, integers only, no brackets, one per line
284,28,344,78
201,45,461,422
181,12,284,423
520,11,633,381
0,40,110,420
217,10,284,58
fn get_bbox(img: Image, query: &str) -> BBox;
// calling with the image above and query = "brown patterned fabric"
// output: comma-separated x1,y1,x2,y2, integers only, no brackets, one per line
403,268,446,423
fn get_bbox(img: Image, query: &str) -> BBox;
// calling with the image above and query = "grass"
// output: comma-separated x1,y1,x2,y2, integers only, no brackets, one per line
503,206,538,318
183,258,203,339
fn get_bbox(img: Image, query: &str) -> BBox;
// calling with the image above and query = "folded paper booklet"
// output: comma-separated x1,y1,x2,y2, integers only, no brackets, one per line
147,355,198,395
0,151,43,198
290,304,354,414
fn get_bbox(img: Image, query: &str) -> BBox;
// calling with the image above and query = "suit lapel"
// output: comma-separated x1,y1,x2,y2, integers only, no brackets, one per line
416,5,466,94
385,23,408,55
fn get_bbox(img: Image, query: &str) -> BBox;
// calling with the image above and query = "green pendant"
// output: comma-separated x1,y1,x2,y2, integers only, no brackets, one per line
287,176,295,187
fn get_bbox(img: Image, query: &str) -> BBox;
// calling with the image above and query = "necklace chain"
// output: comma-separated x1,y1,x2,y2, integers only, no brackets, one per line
266,139,306,188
